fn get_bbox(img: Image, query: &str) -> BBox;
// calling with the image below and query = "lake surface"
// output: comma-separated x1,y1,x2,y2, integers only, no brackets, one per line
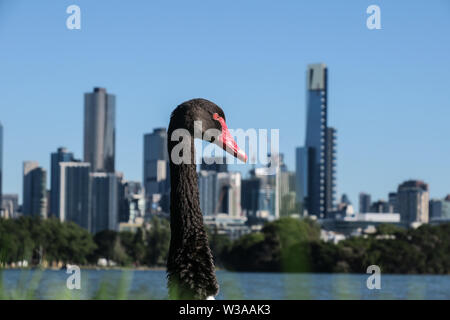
0,269,448,300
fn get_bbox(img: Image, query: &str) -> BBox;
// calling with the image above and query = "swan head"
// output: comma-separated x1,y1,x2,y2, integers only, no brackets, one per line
169,98,247,162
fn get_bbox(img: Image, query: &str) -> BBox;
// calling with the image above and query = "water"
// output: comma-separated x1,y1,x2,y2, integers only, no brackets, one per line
0,269,448,300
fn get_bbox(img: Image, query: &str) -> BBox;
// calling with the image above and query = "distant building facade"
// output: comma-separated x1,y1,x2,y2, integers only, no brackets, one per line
204,214,250,240
198,169,242,217
241,168,277,220
23,161,47,218
369,200,391,213
359,192,371,213
198,170,217,216
143,128,169,213
429,196,450,220
50,147,74,218
120,181,145,224
217,171,242,217
1,194,18,219
83,87,116,172
90,172,123,234
58,162,91,230
388,192,398,213
397,180,429,224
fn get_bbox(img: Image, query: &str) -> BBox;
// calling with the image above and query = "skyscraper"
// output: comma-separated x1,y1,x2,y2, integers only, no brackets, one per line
198,170,218,216
50,147,74,217
58,162,91,230
83,87,116,172
397,180,429,224
143,128,170,212
359,192,371,213
23,161,47,218
296,63,336,218
90,172,122,234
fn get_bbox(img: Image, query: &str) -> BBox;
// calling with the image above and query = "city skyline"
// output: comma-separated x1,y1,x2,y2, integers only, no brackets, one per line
1,79,448,207
1,1,449,205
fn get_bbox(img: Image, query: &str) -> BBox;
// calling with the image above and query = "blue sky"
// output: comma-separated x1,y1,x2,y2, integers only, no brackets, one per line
0,0,449,206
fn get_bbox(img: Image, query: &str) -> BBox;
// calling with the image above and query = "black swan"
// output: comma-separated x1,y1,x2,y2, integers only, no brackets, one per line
167,98,247,300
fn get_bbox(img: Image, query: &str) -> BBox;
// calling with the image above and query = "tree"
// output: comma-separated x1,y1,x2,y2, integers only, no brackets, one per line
146,216,170,266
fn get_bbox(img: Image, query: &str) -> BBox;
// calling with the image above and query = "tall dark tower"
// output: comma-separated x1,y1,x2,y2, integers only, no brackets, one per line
83,87,116,172
296,63,336,218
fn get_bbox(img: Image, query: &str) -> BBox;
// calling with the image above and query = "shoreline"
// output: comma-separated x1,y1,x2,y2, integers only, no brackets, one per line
0,265,167,271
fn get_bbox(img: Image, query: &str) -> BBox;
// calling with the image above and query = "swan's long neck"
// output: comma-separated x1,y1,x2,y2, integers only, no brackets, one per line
169,158,201,245
167,128,219,300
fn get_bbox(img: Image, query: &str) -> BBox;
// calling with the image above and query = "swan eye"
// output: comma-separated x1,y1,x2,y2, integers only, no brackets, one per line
212,113,220,121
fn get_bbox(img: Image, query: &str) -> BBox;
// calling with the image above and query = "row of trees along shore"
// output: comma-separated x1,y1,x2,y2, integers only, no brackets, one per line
0,216,449,274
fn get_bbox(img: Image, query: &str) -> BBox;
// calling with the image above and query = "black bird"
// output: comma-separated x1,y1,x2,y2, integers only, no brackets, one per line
167,98,247,300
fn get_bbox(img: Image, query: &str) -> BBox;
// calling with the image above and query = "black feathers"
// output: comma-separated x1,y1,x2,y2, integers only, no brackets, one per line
166,99,223,300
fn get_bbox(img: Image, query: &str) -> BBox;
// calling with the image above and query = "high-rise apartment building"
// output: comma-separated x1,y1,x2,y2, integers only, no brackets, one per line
143,128,170,213
143,128,169,194
50,147,74,217
397,180,429,224
198,170,218,216
58,162,91,230
23,161,47,217
90,172,122,234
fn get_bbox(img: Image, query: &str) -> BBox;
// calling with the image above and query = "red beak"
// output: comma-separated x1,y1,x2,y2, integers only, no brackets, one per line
213,113,247,163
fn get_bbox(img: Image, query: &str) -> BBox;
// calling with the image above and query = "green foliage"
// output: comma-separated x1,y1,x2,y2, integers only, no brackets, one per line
207,226,232,267
223,217,321,272
90,216,171,267
145,216,170,266
1,216,448,274
375,223,405,235
0,217,95,266
308,223,450,274
279,193,299,217
222,219,450,274
0,216,173,269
